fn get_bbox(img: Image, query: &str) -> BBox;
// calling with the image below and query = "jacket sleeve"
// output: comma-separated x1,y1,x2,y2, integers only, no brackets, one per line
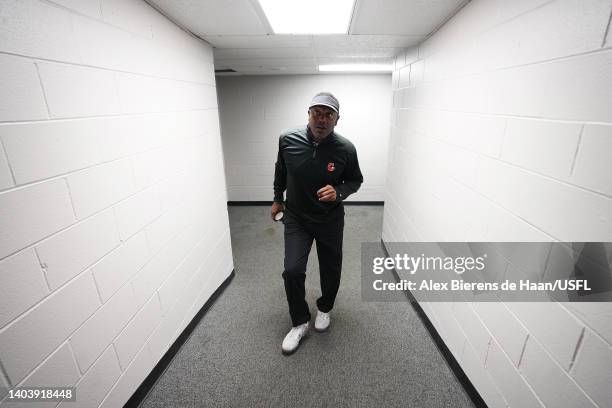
273,136,286,202
335,144,363,201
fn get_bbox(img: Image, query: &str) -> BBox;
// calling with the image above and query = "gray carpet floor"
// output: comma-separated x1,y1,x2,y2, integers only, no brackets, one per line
140,205,475,408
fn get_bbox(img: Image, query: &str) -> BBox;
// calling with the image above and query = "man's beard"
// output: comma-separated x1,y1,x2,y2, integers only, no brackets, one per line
310,125,331,142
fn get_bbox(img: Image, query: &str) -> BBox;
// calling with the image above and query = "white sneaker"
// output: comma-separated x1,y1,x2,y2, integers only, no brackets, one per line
314,310,330,332
281,322,309,355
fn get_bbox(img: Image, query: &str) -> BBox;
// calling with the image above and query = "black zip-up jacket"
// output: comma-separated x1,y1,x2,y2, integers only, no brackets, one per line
274,126,363,223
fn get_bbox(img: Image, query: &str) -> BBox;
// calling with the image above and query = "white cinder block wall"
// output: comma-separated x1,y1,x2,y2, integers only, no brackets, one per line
217,75,391,201
0,1,233,407
384,0,612,407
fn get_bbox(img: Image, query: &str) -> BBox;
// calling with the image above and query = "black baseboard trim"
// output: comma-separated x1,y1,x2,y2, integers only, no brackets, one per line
227,201,384,206
125,270,236,408
380,240,488,408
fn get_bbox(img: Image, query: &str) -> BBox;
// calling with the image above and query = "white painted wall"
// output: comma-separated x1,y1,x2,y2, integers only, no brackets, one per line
217,74,391,201
385,0,612,407
0,1,233,407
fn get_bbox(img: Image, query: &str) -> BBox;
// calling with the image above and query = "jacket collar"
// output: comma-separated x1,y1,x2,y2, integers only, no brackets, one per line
306,125,334,145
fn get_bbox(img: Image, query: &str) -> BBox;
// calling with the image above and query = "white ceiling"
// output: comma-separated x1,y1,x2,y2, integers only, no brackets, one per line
147,0,468,75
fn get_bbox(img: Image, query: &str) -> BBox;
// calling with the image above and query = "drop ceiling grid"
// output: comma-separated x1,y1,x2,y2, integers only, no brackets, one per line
147,0,468,74
350,0,468,35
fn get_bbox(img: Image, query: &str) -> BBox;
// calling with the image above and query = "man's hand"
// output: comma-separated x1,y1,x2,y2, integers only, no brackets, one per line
317,185,337,202
271,202,284,221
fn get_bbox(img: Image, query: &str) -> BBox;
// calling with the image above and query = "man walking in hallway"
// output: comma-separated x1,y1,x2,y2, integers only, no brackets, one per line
271,92,363,355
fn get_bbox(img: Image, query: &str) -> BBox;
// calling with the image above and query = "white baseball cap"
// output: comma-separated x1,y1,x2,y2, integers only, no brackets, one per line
309,92,339,113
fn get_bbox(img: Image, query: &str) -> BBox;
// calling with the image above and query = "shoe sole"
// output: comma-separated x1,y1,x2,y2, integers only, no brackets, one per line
281,347,297,356
281,328,309,355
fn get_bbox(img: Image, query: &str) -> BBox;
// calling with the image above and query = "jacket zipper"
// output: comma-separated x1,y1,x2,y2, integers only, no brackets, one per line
312,144,317,159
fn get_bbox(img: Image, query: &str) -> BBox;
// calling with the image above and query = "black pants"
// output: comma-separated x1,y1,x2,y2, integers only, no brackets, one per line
282,210,344,326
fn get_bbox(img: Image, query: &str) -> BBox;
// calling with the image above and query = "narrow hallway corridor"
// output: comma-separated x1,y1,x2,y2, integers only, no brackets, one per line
139,206,475,407
1,1,611,407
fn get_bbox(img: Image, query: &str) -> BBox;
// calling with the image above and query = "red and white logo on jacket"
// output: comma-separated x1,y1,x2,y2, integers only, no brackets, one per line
327,162,335,172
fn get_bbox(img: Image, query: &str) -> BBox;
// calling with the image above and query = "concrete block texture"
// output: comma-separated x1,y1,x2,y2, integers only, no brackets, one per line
0,374,8,400
1,343,81,408
131,221,203,309
0,250,48,329
156,231,214,315
70,283,138,373
37,62,122,118
475,157,612,241
98,344,154,408
501,119,582,180
57,346,122,408
473,302,528,366
570,329,612,408
50,0,103,19
384,1,612,407
15,343,80,389
0,180,75,260
506,302,584,370
66,159,136,219
0,54,48,122
101,0,155,39
451,302,491,364
565,302,612,345
461,341,507,408
0,0,231,406
113,294,161,370
0,0,81,64
571,124,612,196
486,340,544,408
91,231,149,302
113,187,162,241
520,337,596,407
36,209,120,290
0,271,99,384
0,142,13,191
0,118,107,185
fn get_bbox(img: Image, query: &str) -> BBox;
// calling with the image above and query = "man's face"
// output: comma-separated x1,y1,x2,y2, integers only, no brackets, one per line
308,105,339,141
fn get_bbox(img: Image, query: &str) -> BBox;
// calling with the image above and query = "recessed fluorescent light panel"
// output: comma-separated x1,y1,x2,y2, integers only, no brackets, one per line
258,0,354,34
319,64,393,72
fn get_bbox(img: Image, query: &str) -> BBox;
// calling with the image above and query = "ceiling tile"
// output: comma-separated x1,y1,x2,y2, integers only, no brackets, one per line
312,34,424,49
216,58,316,68
148,0,269,35
150,0,468,74
230,66,318,75
314,46,403,59
204,35,314,49
214,48,314,60
316,57,394,65
350,0,467,36
316,48,403,59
